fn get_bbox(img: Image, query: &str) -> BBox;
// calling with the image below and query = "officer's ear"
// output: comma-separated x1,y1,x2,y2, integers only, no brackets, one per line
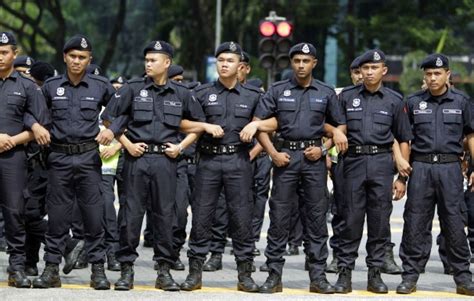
164,56,171,69
312,58,318,69
382,64,388,76
88,55,93,65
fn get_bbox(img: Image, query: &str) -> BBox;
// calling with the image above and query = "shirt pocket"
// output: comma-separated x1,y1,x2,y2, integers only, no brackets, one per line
132,98,153,122
80,97,100,121
204,105,224,126
163,101,182,127
309,100,326,126
442,112,462,135
277,101,296,125
413,114,433,139
51,99,69,120
346,111,363,131
6,94,26,120
372,113,392,134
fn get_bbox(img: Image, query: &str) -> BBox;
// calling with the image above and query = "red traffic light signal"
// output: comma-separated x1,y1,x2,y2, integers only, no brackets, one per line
259,21,276,37
276,21,292,38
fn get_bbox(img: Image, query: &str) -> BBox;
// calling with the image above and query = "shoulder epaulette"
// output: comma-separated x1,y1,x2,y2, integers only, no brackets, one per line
385,88,403,100
340,84,360,94
451,87,470,99
271,79,290,88
170,80,189,89
44,75,62,83
407,89,426,100
88,73,110,84
128,77,146,84
242,82,261,94
194,82,214,92
315,79,336,92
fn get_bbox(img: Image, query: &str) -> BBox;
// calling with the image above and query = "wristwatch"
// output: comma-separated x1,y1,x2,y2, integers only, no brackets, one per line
320,145,328,156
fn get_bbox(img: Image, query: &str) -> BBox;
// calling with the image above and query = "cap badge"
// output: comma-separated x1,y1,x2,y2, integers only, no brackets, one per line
80,38,88,49
154,41,162,50
1,33,8,44
435,57,443,67
26,57,32,66
118,77,123,83
302,44,310,54
229,42,237,52
94,68,99,75
373,52,381,61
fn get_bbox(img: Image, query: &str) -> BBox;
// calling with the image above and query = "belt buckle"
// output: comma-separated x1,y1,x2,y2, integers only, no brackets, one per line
355,145,362,154
212,146,218,154
228,145,235,153
371,145,378,154
432,154,438,163
289,141,296,151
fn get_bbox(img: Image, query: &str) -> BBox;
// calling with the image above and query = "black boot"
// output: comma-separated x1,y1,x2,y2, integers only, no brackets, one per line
304,255,309,271
367,267,388,294
25,265,39,277
310,276,335,294
334,267,352,293
259,271,282,293
252,248,261,257
74,249,88,269
181,258,203,291
171,257,185,271
155,261,180,291
90,263,110,290
236,261,259,292
203,253,222,271
457,281,474,296
381,243,402,274
63,240,84,274
260,263,269,272
396,280,417,294
107,254,121,272
114,262,134,291
33,263,61,288
8,270,31,288
284,245,299,256
325,252,338,273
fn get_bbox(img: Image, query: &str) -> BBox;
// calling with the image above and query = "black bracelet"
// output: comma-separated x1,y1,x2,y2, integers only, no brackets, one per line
397,175,408,184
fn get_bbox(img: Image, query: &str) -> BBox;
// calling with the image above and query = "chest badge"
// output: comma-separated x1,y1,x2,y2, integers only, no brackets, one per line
56,87,65,96
283,90,291,97
209,94,217,102
352,98,360,107
140,90,148,97
419,101,427,110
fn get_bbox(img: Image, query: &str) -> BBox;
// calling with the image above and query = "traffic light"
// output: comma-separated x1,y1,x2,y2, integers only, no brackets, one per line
258,15,293,71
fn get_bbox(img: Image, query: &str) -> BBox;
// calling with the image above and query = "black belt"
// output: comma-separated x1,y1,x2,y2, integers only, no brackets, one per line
347,144,391,156
143,143,167,154
412,153,460,164
258,151,268,158
276,139,322,151
50,142,98,155
199,143,247,155
184,156,196,164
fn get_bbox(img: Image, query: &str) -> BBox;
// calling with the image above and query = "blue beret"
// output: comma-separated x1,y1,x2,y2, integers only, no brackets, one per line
168,65,184,78
215,41,243,58
29,61,55,82
358,49,385,66
0,32,16,46
350,56,361,70
289,43,316,58
143,40,174,58
420,53,449,69
241,51,250,63
86,64,102,75
110,76,126,84
63,34,92,53
14,56,35,68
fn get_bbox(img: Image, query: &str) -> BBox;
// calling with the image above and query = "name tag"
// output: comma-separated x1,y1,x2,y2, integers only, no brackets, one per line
347,108,363,112
442,109,462,115
278,98,295,102
164,100,182,107
413,109,433,115
52,96,68,100
134,97,153,102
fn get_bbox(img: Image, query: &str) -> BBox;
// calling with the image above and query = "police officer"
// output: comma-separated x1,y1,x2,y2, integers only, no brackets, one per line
0,32,50,288
180,42,261,293
13,55,35,75
241,42,347,294
334,49,412,294
97,40,208,291
397,54,474,296
33,34,114,290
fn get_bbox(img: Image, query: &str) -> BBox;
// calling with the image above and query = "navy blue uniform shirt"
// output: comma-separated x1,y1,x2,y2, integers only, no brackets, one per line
42,73,115,144
106,76,205,144
254,77,344,140
194,80,261,145
407,87,474,155
339,84,413,145
0,71,49,136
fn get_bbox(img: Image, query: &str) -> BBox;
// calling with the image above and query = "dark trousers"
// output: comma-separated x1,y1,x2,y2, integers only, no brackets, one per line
0,147,28,271
329,159,345,255
337,153,393,270
25,160,48,267
209,190,228,254
251,155,272,244
172,159,190,252
116,153,178,264
288,186,304,247
44,150,105,264
400,161,472,285
187,152,254,263
101,174,119,256
265,150,329,282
